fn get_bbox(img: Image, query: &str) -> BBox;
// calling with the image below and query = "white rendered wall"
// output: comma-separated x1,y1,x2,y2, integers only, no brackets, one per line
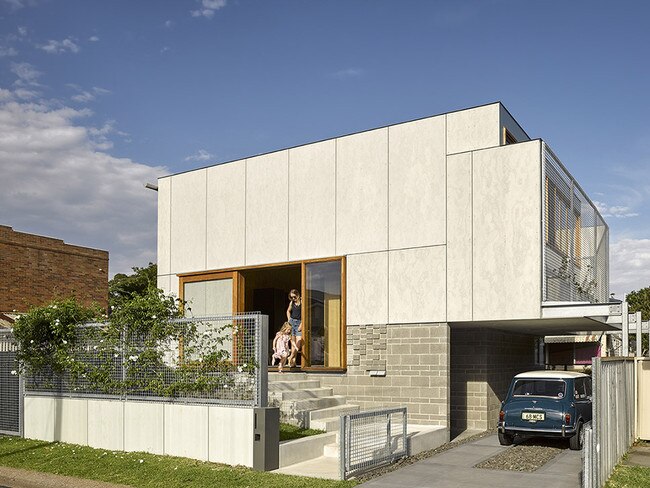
471,140,542,320
446,152,473,321
288,140,336,261
347,252,388,325
157,103,552,325
207,160,246,269
157,178,171,276
388,116,446,249
170,170,207,274
23,396,256,467
336,128,388,255
246,151,289,265
389,246,446,324
447,104,500,155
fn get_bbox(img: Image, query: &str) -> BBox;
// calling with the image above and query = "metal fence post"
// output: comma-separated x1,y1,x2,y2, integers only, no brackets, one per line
256,314,268,408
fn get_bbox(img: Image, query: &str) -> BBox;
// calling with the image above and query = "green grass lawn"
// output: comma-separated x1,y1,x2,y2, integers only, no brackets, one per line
0,436,357,488
605,465,650,487
279,423,325,441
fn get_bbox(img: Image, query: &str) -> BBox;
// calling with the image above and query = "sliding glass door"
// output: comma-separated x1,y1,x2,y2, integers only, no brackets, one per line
305,260,343,368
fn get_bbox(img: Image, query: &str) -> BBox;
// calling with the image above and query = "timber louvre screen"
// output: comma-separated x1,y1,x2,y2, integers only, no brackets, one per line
339,407,408,480
543,143,609,303
0,330,22,436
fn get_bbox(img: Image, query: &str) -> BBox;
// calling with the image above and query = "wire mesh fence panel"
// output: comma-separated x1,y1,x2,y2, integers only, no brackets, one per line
583,357,635,488
0,330,21,435
25,313,268,407
340,407,408,480
543,144,609,303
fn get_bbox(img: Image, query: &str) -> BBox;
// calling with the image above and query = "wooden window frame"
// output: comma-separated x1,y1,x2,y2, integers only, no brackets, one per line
177,256,347,372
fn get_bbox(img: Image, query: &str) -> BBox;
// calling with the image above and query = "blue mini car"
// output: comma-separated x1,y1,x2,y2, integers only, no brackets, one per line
498,371,592,450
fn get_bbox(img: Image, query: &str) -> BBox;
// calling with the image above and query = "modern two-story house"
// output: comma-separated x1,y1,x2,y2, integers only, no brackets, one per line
156,102,609,436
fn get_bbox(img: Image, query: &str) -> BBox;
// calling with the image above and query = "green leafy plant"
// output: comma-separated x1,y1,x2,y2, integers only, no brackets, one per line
12,298,101,377
13,289,259,400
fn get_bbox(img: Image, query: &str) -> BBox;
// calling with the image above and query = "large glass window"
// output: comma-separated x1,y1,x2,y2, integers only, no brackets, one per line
305,260,342,368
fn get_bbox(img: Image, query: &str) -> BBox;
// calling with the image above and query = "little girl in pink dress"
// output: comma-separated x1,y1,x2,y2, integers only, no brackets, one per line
271,322,291,372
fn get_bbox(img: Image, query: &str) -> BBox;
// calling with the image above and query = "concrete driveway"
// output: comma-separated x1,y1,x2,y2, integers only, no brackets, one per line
359,434,582,488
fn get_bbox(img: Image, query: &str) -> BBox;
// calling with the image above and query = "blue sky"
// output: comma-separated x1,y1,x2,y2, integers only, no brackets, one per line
0,0,649,298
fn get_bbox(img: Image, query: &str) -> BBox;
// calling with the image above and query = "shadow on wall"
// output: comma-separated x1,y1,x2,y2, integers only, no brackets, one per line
450,327,537,439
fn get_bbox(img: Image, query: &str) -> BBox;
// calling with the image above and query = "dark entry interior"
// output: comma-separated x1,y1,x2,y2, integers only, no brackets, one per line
240,265,301,366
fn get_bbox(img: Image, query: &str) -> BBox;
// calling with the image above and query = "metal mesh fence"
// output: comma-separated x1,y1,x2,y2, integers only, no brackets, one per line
0,330,21,435
543,144,609,303
25,313,268,407
340,407,408,480
582,357,635,488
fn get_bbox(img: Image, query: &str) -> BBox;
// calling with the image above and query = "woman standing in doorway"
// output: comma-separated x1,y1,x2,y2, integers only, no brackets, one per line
287,289,302,368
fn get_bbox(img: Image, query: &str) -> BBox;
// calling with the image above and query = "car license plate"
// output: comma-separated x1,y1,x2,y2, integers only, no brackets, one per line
522,412,545,422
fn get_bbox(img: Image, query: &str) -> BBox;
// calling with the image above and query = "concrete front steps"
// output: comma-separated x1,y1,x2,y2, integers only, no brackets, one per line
268,372,360,429
269,372,449,478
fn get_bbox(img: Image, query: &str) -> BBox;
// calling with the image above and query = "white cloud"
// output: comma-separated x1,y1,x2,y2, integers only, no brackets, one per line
191,0,226,18
610,238,650,298
331,68,364,79
10,61,41,85
89,36,99,42
0,87,165,277
164,20,174,28
0,46,18,57
39,38,80,54
17,26,27,37
184,149,214,162
160,46,170,54
68,85,111,104
594,200,639,219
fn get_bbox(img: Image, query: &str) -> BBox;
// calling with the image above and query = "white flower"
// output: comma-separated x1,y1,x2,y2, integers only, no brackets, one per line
114,354,119,358
10,370,17,375
237,366,243,373
129,355,138,362
151,315,157,319
52,305,57,309
93,345,98,350
139,459,144,463
30,340,34,344
243,363,247,368
62,340,67,345
100,339,104,343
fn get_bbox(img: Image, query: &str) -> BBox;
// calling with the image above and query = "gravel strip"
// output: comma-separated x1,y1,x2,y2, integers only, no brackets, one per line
475,438,567,472
354,429,494,483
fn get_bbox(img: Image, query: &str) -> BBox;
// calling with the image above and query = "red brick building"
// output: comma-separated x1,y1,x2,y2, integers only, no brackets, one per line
0,225,108,313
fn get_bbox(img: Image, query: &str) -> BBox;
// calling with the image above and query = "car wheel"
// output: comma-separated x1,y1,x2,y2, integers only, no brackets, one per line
569,421,583,450
498,431,514,446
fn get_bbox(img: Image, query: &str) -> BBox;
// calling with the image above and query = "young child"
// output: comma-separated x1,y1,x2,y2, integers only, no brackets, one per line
271,322,291,372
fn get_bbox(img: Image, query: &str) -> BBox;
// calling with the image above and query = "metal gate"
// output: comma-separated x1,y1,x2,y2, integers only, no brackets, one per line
0,330,22,436
339,407,408,480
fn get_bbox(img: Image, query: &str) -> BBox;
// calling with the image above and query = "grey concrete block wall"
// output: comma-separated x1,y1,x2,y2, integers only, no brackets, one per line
450,327,536,433
312,323,449,426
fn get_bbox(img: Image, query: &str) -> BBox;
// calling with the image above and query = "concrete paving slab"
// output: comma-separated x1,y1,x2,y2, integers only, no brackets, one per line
623,446,650,467
358,434,582,488
272,455,339,479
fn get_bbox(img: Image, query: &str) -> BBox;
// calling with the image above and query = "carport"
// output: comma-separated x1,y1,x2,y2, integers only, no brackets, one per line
450,302,624,438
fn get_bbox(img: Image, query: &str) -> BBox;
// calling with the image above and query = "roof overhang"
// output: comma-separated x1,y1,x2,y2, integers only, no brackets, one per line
450,302,622,336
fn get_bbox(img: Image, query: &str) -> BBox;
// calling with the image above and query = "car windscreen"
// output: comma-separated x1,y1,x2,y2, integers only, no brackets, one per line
512,379,566,398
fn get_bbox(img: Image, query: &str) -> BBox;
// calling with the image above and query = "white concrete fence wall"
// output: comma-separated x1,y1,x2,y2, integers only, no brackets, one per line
24,396,255,467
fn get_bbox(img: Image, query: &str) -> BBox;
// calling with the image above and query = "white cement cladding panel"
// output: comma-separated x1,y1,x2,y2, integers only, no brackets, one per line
346,251,388,325
245,151,289,265
336,128,388,255
389,116,446,249
472,140,542,320
170,169,207,274
207,159,246,269
288,140,336,260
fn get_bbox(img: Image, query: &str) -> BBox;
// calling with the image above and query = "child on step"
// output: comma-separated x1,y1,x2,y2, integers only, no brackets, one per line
271,322,291,372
